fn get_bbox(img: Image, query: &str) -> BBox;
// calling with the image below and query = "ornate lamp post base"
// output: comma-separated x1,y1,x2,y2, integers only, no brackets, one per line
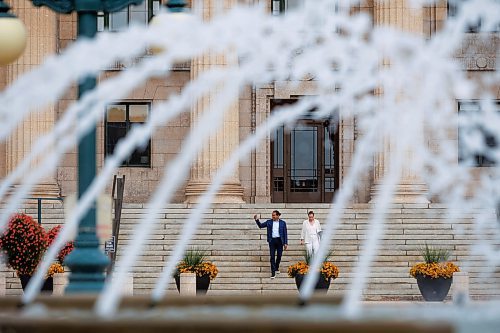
29,0,143,293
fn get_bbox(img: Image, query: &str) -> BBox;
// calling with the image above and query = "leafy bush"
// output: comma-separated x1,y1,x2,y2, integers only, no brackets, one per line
182,248,207,267
287,261,339,281
0,214,75,277
47,262,65,277
420,243,449,264
288,252,339,281
410,243,459,279
303,249,332,265
0,213,48,276
410,262,459,279
175,248,218,280
46,225,74,264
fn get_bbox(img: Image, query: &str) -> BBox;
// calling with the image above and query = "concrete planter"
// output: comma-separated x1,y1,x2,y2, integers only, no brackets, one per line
19,275,53,294
416,275,452,302
294,273,330,293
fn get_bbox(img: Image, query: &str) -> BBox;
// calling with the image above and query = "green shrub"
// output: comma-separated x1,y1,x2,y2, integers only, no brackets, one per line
420,243,450,264
303,249,332,265
182,248,207,267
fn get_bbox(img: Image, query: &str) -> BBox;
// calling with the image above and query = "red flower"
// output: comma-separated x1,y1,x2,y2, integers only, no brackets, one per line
46,225,74,264
0,213,47,275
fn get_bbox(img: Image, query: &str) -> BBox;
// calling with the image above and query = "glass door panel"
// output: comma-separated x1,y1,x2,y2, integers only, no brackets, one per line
271,99,339,203
288,125,320,202
272,126,285,202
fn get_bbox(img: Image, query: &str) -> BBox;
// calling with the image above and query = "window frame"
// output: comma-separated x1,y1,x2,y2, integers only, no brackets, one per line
104,101,152,168
98,0,162,32
270,99,340,203
458,100,500,167
447,0,499,33
272,0,308,15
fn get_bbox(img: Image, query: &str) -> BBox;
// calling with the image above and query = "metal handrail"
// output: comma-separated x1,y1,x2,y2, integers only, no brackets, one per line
25,197,64,224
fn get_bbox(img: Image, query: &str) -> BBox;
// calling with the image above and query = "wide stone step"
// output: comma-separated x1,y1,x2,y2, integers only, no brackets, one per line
2,204,498,299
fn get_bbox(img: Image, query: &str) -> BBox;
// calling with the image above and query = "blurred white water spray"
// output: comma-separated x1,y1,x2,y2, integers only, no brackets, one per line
0,0,498,322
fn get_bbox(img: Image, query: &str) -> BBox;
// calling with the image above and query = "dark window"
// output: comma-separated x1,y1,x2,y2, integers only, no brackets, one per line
447,0,499,33
458,101,500,167
105,102,151,167
98,0,162,32
272,0,306,15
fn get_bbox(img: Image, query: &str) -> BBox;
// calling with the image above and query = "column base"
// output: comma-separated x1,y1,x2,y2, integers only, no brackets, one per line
370,182,429,204
185,181,244,204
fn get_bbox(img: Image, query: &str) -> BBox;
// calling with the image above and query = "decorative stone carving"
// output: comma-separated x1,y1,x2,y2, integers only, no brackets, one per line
455,34,498,71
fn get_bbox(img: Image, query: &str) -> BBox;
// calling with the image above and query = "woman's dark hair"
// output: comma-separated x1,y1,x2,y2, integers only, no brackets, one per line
272,210,281,216
308,210,314,216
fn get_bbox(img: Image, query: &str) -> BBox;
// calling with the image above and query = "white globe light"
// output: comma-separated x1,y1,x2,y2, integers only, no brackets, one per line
0,16,27,65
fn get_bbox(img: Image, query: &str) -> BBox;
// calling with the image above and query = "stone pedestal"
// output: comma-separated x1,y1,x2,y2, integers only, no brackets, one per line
107,273,134,296
53,273,69,296
452,271,469,305
119,274,134,296
179,273,196,296
0,273,5,297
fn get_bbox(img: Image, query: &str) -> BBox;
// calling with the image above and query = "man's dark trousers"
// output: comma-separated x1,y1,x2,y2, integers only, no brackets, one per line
270,237,283,275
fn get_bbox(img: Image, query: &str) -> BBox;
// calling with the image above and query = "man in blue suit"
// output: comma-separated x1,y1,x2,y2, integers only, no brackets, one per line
253,210,288,279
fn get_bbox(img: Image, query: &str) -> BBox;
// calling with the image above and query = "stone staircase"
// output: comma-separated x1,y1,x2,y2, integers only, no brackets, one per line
2,202,500,300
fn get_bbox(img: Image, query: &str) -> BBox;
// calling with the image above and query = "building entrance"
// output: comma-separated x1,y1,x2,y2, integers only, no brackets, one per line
271,99,339,203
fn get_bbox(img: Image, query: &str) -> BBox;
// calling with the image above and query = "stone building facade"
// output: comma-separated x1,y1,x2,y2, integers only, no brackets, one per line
1,0,500,299
0,0,498,205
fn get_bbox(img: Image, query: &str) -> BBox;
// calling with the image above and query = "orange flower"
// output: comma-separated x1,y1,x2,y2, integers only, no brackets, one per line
287,261,340,281
410,262,459,279
46,262,64,278
46,225,74,264
176,261,218,280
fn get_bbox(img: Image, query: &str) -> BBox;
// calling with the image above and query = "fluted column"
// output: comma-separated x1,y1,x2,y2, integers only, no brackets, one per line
371,0,428,203
185,0,243,203
5,0,60,198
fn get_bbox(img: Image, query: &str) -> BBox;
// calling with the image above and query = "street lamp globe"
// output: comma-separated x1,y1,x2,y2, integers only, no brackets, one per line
0,1,27,65
149,0,190,55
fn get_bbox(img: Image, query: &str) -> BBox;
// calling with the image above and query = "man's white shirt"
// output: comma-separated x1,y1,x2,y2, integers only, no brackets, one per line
272,220,280,238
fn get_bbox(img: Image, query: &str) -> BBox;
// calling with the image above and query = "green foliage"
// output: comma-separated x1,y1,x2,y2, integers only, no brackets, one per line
182,248,207,267
303,249,332,265
175,247,218,280
420,243,450,264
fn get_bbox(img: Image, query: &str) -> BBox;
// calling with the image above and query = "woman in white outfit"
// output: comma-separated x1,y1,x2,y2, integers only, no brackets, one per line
300,211,322,256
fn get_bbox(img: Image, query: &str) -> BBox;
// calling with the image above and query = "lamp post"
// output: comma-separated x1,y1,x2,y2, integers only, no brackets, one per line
0,0,187,293
0,0,26,65
24,0,144,293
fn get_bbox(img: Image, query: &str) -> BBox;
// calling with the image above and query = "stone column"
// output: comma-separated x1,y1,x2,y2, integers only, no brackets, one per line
370,0,428,203
5,0,60,198
185,0,244,203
